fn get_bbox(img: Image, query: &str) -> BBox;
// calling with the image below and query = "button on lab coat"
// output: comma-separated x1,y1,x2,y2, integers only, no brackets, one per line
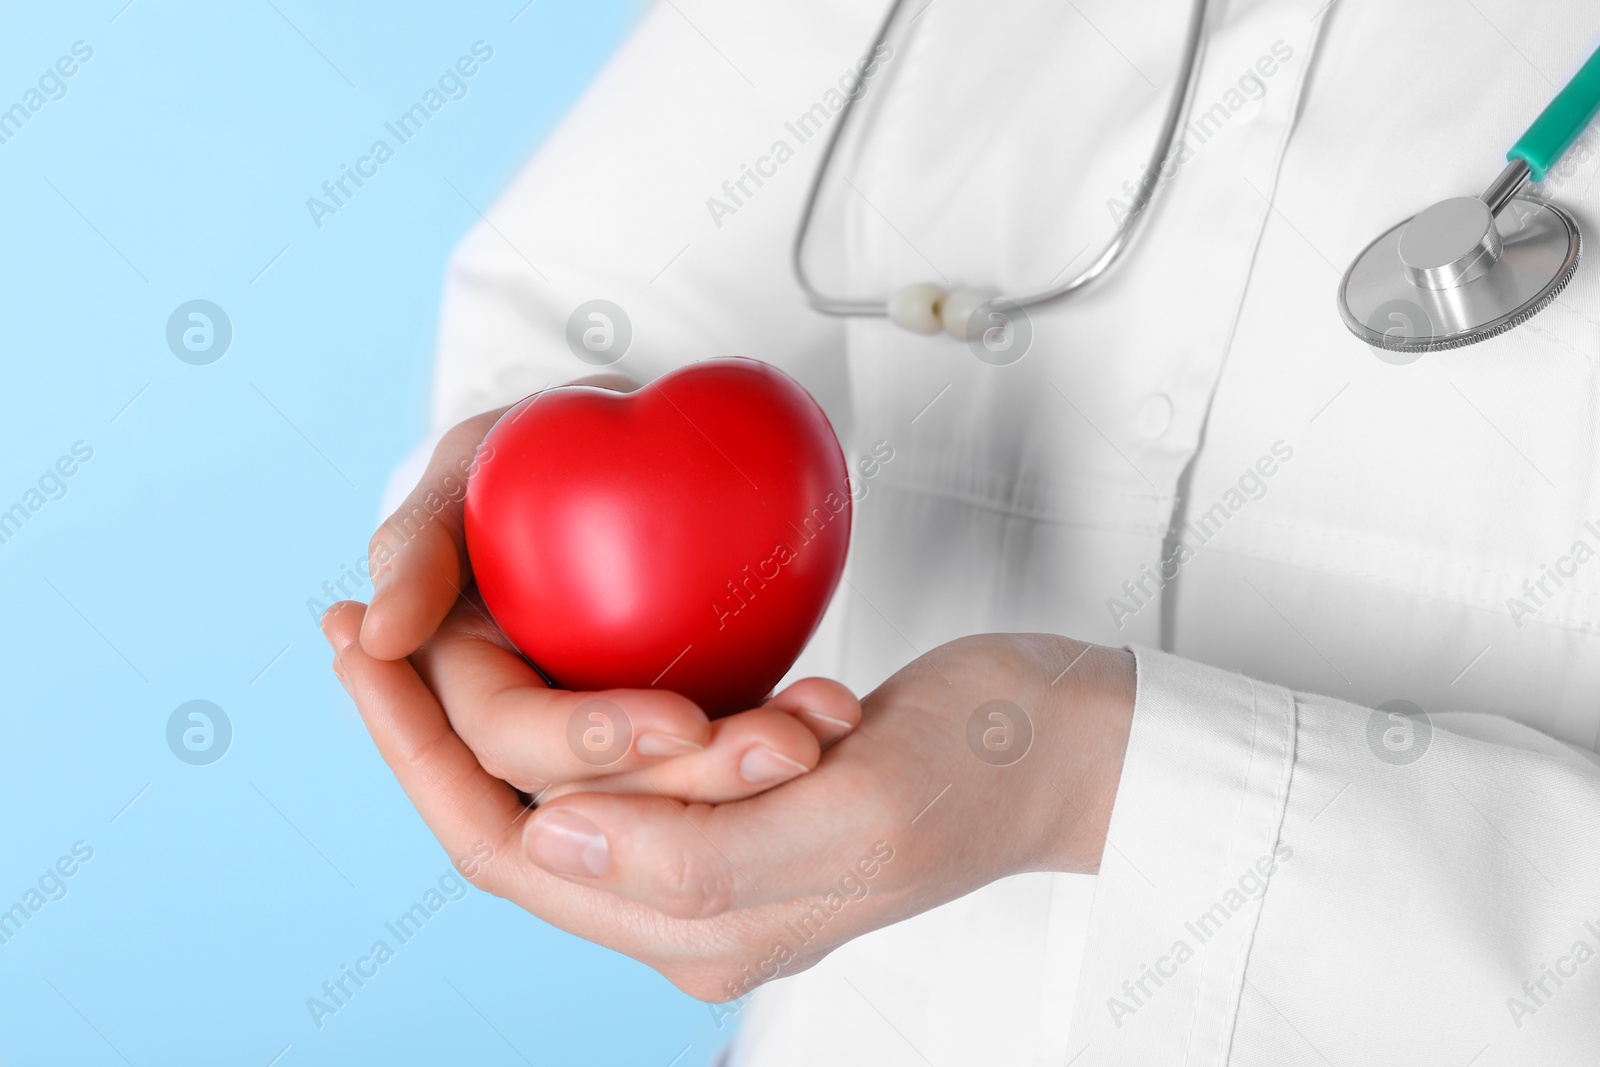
398,0,1600,1061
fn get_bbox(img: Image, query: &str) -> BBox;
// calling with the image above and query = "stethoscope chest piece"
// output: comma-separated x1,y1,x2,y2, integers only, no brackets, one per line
1339,46,1600,355
1339,193,1580,355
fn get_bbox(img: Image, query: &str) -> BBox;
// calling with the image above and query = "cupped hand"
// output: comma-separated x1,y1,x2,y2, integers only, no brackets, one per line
327,609,1135,1002
345,383,859,805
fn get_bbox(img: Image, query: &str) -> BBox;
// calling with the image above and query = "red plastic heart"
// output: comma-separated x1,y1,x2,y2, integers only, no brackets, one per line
464,358,851,717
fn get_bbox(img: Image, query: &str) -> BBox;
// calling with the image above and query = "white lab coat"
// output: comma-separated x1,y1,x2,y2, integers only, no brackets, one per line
399,0,1600,1061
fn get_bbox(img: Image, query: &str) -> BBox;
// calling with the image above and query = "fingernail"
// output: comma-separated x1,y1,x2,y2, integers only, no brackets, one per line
800,708,854,732
635,732,705,757
331,657,352,694
526,811,609,876
739,746,810,785
371,563,394,598
320,604,359,653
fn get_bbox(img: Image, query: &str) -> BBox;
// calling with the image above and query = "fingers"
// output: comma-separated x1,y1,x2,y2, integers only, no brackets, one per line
409,599,719,792
408,589,861,799
521,756,895,918
537,678,859,805
360,409,506,661
537,706,816,805
360,375,642,662
520,788,884,918
323,601,529,882
765,677,860,748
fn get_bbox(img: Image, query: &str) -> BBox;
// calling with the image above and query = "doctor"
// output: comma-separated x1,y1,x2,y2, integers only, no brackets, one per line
323,0,1600,1062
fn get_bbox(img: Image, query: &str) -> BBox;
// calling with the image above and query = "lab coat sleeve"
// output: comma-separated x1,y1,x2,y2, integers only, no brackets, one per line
423,0,874,437
1067,647,1600,1066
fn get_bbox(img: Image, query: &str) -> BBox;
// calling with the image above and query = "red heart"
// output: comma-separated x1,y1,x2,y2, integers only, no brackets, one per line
464,358,851,717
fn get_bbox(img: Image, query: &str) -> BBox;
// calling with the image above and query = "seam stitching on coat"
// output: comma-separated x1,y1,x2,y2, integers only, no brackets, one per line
1176,671,1264,1067
1216,680,1299,1066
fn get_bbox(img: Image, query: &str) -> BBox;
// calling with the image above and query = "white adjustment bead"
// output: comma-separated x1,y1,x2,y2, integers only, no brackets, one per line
940,288,994,341
887,282,947,335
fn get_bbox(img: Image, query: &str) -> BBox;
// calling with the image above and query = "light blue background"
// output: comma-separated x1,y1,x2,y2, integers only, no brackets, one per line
0,2,732,1063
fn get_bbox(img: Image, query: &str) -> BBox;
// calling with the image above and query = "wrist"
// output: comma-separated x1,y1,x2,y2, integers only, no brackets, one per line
1029,640,1136,875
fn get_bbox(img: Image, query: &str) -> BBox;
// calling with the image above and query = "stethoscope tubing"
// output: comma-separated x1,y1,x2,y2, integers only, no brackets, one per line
790,0,1214,317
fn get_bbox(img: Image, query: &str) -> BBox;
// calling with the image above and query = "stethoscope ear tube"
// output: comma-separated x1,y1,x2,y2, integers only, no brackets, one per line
791,0,1212,325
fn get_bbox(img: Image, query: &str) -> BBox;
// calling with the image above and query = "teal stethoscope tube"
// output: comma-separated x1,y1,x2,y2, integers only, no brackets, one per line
1510,46,1600,181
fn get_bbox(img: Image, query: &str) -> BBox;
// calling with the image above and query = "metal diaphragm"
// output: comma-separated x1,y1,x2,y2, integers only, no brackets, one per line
1339,194,1580,354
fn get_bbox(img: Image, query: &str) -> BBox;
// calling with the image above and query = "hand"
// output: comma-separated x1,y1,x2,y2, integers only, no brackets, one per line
359,373,631,658
327,614,1135,1001
348,382,859,804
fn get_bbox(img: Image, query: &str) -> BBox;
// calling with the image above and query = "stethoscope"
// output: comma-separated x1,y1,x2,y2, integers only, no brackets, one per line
1342,49,1599,354
794,0,1600,354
